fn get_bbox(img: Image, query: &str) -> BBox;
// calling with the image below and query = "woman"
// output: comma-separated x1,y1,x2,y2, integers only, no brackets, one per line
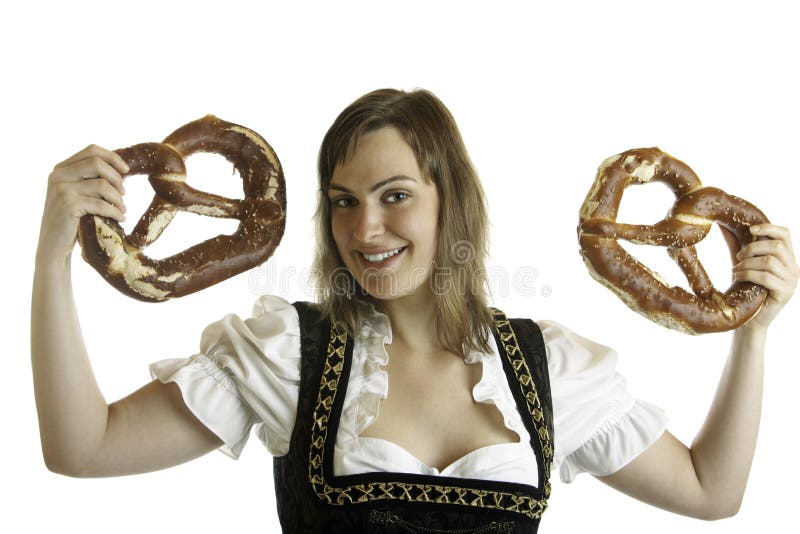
32,89,799,532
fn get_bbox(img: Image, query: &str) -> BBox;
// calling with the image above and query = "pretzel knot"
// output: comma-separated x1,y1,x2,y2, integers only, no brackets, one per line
78,115,286,302
578,147,768,334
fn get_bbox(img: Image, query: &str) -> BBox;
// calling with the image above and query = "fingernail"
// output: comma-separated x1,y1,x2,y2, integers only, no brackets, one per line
751,225,760,232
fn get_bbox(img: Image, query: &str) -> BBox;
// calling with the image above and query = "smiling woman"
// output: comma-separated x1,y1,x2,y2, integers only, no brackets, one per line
316,89,495,357
328,129,441,306
30,87,800,534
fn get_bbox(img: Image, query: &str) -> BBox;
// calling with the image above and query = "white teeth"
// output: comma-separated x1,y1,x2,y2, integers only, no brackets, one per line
362,247,404,262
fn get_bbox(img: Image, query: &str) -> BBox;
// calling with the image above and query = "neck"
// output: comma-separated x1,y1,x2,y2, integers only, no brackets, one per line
377,289,444,355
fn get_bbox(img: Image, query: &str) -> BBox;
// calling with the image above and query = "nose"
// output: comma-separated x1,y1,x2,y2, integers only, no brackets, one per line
352,202,384,243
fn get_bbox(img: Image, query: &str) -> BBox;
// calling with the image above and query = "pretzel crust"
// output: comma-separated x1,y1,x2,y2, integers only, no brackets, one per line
78,115,286,301
578,148,768,334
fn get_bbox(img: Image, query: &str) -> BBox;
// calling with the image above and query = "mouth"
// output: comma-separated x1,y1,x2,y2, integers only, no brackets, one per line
357,246,408,268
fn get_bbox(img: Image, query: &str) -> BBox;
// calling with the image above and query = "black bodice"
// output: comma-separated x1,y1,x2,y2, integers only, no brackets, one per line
273,302,553,533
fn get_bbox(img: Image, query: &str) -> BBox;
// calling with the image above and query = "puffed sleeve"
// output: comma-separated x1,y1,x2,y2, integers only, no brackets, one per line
148,295,302,459
541,320,668,483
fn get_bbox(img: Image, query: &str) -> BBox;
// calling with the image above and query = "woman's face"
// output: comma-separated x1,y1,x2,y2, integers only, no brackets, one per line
328,127,440,301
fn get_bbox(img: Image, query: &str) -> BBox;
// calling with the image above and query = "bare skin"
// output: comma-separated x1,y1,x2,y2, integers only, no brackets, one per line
32,136,800,525
599,223,799,519
330,128,520,469
359,340,520,471
32,145,222,477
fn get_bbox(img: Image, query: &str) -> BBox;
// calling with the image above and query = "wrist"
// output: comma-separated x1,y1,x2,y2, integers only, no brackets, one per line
733,321,768,348
35,247,72,273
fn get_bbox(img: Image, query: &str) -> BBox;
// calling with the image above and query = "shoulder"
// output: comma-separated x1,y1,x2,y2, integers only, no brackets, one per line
251,294,302,323
238,294,304,338
197,295,303,354
536,319,618,378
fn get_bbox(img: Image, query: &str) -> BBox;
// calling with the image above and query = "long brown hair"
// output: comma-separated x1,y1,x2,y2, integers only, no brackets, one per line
313,88,493,356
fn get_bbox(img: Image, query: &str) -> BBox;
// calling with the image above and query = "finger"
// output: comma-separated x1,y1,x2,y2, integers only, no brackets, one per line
749,224,795,259
51,156,126,196
737,238,795,269
55,144,130,175
733,269,793,302
60,188,126,223
74,178,127,214
733,255,793,282
83,197,127,222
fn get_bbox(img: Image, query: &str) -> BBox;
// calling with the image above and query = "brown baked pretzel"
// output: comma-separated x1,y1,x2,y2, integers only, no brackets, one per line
578,147,768,334
78,115,286,302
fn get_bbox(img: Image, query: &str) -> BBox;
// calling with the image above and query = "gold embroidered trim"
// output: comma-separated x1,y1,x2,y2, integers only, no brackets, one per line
307,310,550,519
490,309,553,499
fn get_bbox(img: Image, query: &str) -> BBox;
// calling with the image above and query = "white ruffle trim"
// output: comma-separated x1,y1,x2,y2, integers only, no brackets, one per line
465,340,530,445
148,295,669,487
335,305,540,484
150,354,255,459
558,399,667,483
149,294,302,459
340,302,392,443
342,303,531,450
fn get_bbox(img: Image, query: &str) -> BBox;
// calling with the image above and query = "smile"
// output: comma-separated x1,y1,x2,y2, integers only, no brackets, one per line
360,246,407,263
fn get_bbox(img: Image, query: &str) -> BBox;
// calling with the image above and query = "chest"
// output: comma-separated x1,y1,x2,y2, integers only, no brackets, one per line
358,345,521,471
275,304,554,527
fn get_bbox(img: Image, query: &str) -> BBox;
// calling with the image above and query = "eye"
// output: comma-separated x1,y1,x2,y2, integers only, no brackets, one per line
384,191,410,203
330,196,356,208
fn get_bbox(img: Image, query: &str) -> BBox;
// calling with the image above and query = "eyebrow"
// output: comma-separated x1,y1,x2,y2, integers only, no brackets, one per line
327,175,415,194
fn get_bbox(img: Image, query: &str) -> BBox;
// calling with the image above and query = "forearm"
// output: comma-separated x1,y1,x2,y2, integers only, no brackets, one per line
31,250,109,473
598,224,796,519
690,325,767,515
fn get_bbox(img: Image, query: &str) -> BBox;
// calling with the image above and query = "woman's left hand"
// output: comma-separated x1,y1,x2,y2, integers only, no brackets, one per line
732,224,799,332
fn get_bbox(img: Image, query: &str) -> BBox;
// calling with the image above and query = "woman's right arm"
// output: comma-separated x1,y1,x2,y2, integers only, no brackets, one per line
32,145,222,478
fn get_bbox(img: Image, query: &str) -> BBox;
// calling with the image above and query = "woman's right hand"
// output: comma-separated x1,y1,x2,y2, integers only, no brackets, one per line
37,144,129,263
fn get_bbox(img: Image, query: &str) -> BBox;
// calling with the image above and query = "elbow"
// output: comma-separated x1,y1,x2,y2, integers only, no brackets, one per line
710,503,742,521
696,496,743,521
43,450,98,478
42,447,69,475
44,456,75,477
699,508,740,521
43,455,80,478
46,462,97,479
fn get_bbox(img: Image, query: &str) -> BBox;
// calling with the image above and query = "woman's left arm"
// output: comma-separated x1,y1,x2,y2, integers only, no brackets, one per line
597,224,799,520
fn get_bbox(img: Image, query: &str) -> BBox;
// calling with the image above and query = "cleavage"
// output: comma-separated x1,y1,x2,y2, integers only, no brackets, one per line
357,345,521,471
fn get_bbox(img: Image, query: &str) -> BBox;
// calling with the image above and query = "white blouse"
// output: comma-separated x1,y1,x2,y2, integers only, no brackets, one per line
150,295,667,486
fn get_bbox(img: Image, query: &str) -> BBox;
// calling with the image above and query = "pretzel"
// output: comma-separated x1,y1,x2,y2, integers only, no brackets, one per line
578,147,768,334
78,115,286,301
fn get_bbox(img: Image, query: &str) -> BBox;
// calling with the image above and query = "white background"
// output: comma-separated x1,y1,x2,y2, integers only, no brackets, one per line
4,1,799,532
